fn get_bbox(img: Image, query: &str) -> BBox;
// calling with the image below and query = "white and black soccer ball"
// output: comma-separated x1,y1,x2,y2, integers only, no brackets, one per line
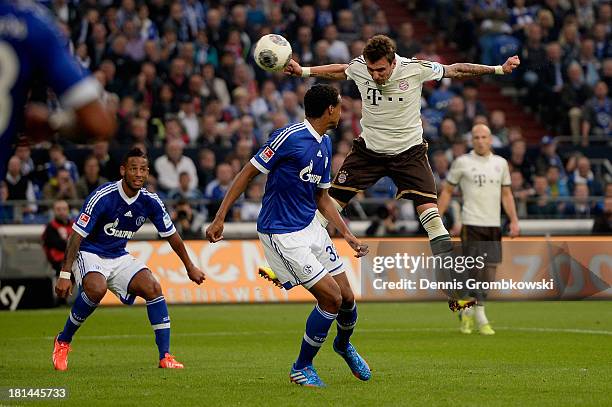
253,34,292,72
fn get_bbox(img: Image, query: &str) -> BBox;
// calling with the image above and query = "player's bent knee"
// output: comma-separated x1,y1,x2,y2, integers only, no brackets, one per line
82,274,107,303
141,279,162,301
341,290,355,307
323,291,342,314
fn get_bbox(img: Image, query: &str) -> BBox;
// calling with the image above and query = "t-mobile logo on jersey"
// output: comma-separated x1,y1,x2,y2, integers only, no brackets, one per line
473,174,487,187
299,160,322,184
366,88,405,106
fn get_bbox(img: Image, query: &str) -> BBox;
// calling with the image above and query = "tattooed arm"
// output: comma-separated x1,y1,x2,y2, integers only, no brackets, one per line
443,55,520,79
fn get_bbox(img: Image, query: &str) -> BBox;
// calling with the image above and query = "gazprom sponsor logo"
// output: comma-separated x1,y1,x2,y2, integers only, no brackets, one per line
104,219,135,239
299,160,322,184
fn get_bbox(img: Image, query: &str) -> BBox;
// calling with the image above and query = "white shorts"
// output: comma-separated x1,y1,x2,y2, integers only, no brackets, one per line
72,251,147,305
258,217,344,290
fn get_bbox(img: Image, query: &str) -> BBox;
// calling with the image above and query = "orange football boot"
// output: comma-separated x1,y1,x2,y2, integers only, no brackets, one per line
159,353,184,369
52,335,71,371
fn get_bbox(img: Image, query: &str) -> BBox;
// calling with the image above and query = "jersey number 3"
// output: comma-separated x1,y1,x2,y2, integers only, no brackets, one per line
0,41,19,135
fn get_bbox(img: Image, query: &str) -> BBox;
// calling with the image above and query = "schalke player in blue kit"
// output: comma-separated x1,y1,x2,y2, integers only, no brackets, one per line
206,85,371,387
0,0,115,179
53,148,206,370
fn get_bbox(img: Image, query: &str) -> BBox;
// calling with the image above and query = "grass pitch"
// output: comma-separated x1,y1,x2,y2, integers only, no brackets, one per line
2,301,611,406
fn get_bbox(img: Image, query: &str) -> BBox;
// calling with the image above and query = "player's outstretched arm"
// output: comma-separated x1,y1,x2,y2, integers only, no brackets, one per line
55,232,83,298
316,189,368,258
166,232,206,284
501,186,520,238
205,163,261,243
284,59,348,81
443,55,520,79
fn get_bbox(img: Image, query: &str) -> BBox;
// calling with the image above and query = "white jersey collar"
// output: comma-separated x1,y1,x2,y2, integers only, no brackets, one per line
303,119,323,143
117,180,140,205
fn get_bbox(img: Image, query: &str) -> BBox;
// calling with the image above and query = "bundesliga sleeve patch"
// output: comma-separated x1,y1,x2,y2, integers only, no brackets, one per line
259,146,275,163
163,213,173,229
77,213,90,228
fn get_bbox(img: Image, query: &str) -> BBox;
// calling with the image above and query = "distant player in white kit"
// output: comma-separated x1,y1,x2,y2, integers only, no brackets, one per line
53,148,206,370
438,124,520,335
206,85,370,387
275,34,521,310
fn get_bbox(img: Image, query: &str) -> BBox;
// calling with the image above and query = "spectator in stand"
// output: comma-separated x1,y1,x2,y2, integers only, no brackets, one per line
508,139,534,184
535,135,565,176
123,116,151,148
5,156,37,215
559,23,581,67
568,156,602,196
528,175,558,217
172,198,206,239
520,23,547,107
592,196,612,234
76,155,109,199
352,0,380,27
14,144,34,177
509,0,536,38
281,90,305,125
431,150,450,192
395,22,420,58
546,165,569,201
154,140,198,192
336,9,359,44
510,170,534,218
578,38,601,87
581,81,611,146
564,183,600,218
489,110,509,146
41,200,73,275
205,162,234,202
445,96,471,136
323,24,350,64
201,63,231,108
197,149,217,191
91,140,116,181
169,171,204,203
446,139,468,163
561,63,593,140
46,144,79,183
238,181,263,221
43,168,77,201
0,181,12,223
462,82,487,123
177,96,200,146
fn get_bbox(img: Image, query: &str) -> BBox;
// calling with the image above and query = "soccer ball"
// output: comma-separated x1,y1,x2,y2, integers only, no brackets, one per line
253,34,292,72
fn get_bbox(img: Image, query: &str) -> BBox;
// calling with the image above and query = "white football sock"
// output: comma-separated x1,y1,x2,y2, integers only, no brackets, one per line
474,305,489,326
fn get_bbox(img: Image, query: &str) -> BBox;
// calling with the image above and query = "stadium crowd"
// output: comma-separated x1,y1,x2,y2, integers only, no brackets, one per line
1,0,610,235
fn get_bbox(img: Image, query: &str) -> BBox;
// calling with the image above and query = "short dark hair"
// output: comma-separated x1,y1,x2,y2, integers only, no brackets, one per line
304,84,340,118
363,35,396,63
122,147,148,165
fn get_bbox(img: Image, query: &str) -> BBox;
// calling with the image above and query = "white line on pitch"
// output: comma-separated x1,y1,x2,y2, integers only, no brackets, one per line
3,326,612,342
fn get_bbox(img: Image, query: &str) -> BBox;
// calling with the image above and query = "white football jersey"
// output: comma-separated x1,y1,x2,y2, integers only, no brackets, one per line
446,151,511,227
345,54,444,154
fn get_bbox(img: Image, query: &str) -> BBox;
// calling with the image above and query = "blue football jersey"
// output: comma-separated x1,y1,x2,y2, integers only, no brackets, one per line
251,120,332,234
73,181,176,258
0,0,100,178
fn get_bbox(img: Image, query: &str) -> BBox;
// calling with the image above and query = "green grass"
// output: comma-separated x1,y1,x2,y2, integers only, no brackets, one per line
1,302,611,406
